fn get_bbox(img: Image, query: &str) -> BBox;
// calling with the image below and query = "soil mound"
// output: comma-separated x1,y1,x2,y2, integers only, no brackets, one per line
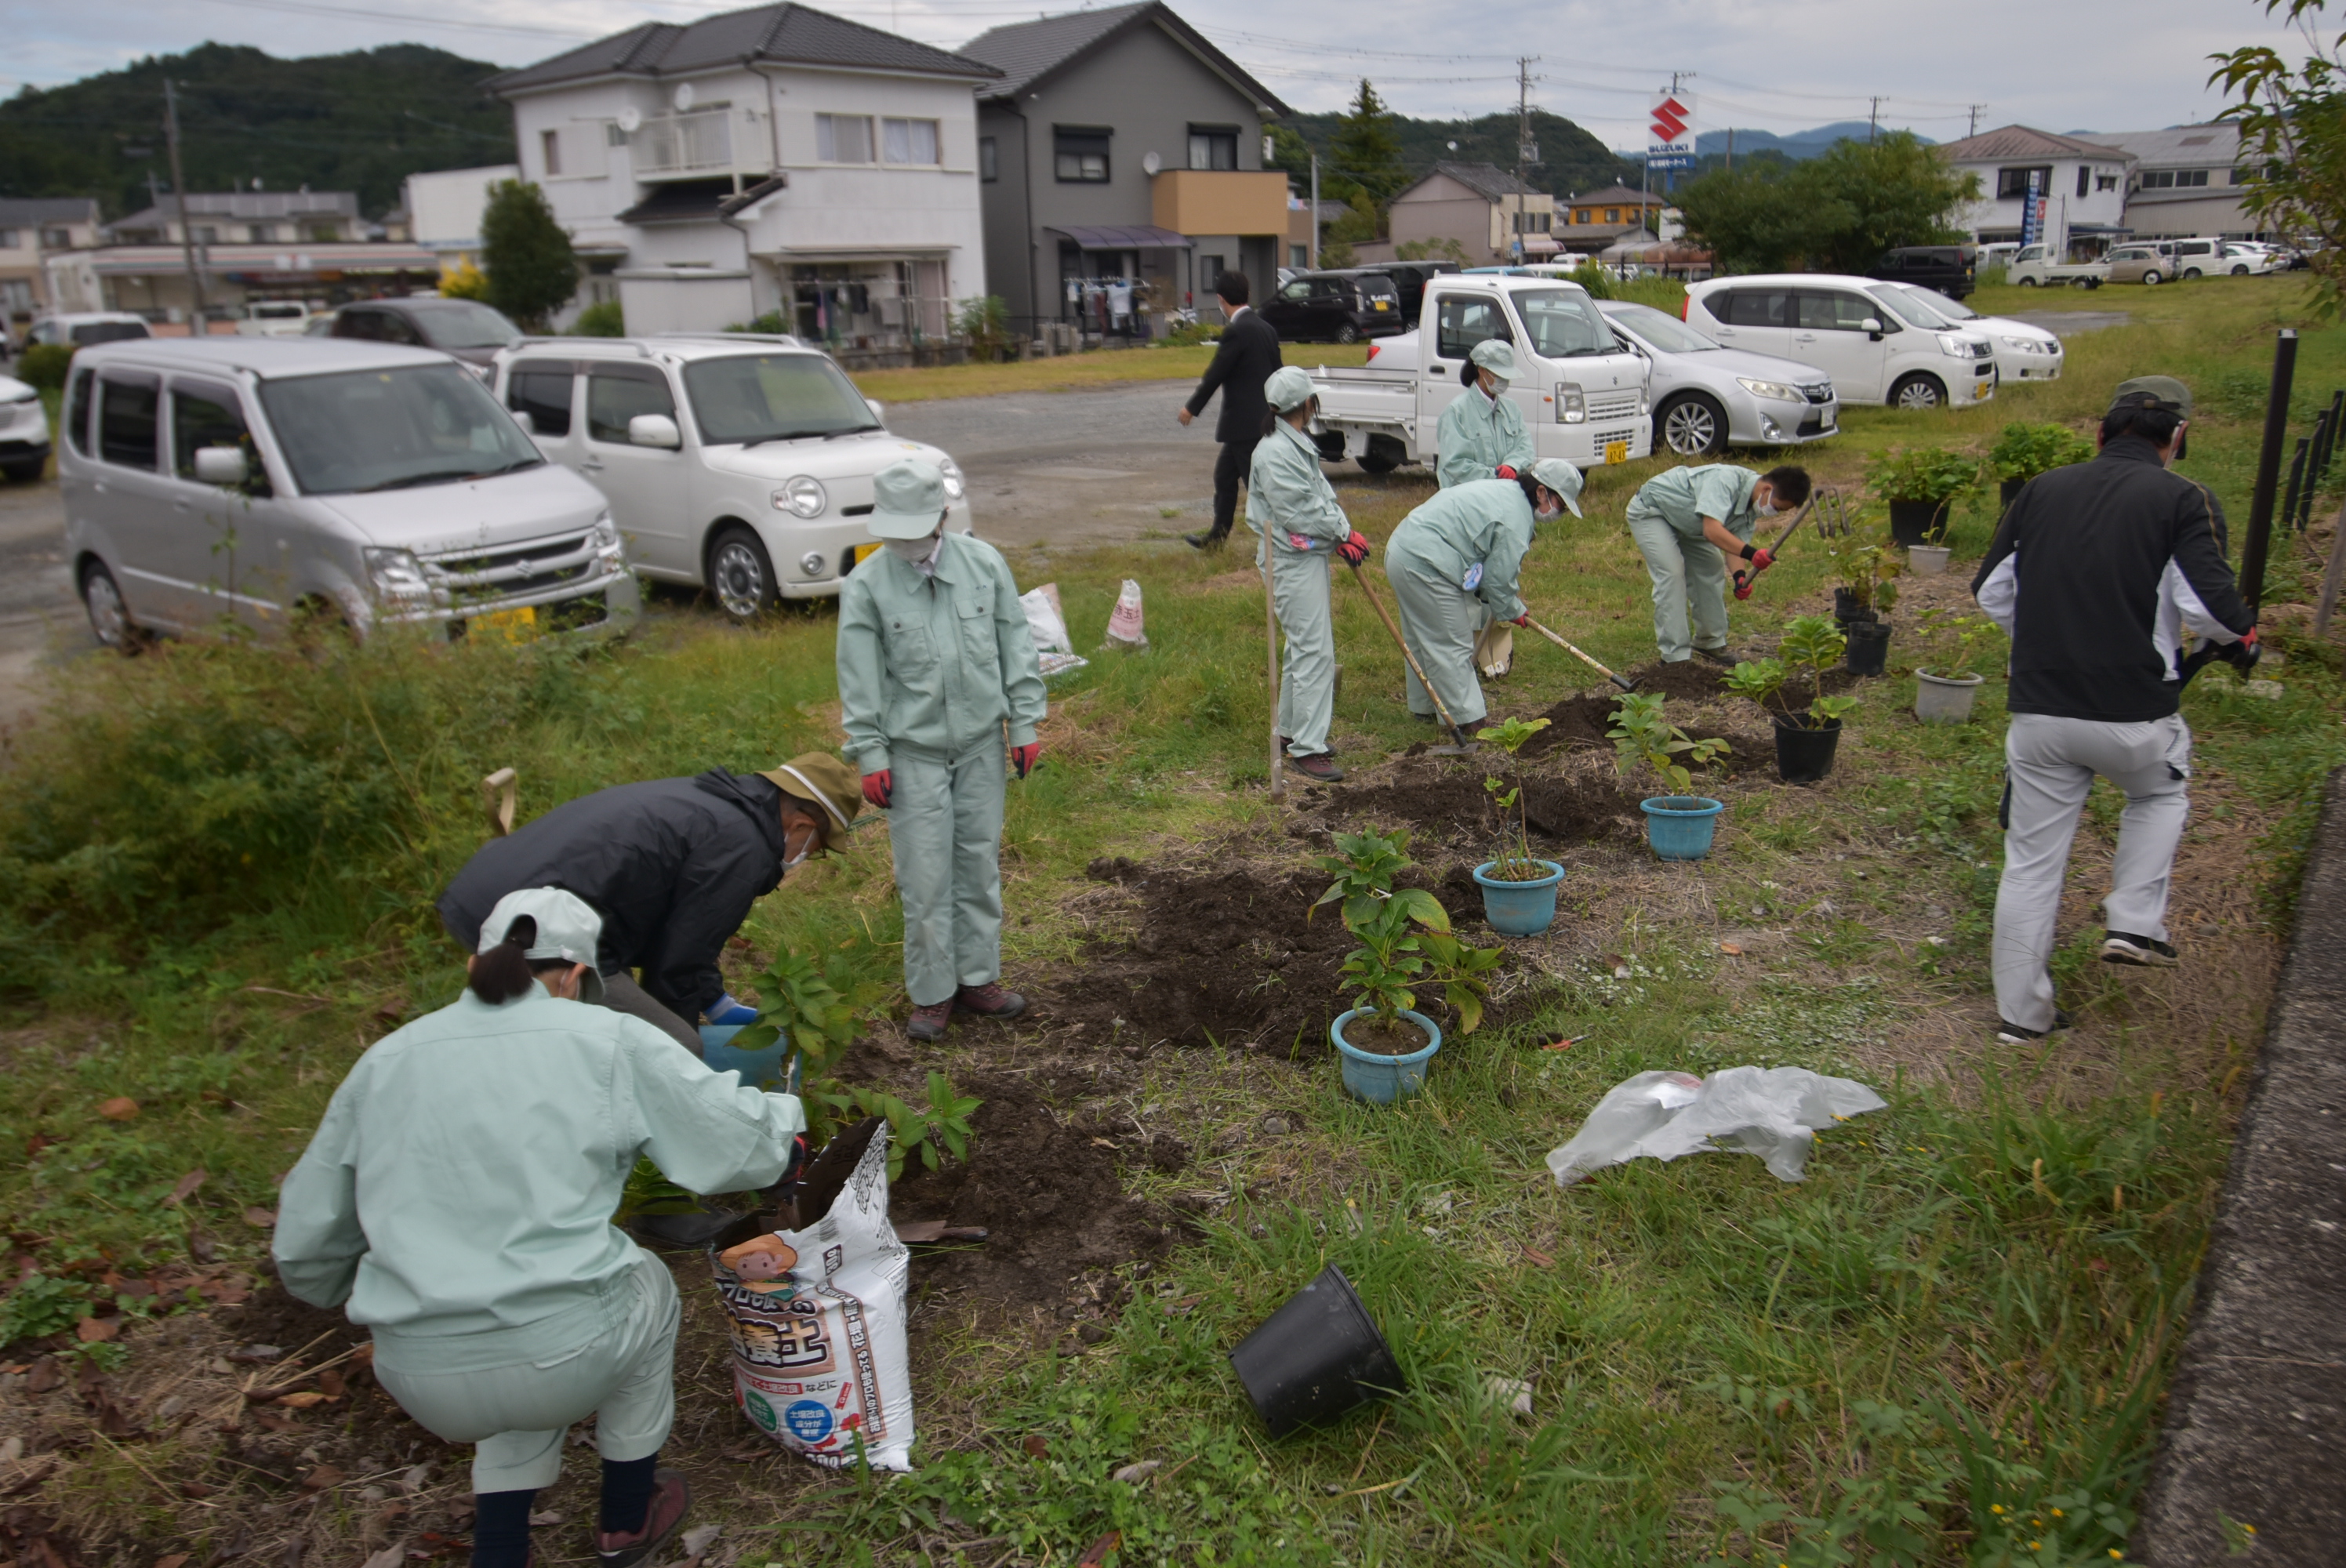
1324,760,1645,848
1517,691,1622,756
1624,659,1730,700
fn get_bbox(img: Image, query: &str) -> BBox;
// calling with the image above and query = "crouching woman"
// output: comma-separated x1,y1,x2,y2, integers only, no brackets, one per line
273,888,806,1568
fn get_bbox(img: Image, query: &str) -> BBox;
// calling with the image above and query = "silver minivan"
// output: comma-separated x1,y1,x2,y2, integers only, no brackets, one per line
60,338,638,648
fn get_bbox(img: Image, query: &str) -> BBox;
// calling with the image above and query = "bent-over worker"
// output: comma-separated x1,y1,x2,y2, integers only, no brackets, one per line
1384,459,1584,729
1248,365,1371,782
438,753,862,1057
1435,338,1536,490
1624,463,1811,664
275,888,808,1568
839,457,1048,1042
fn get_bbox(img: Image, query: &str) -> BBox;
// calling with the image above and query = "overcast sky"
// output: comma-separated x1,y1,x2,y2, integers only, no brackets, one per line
4,0,2312,150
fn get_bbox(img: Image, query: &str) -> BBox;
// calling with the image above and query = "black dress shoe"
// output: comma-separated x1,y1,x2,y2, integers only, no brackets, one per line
1185,531,1227,550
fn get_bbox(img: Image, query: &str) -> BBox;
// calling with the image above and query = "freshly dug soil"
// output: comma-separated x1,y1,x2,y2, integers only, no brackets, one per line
1325,760,1645,848
1339,1013,1433,1056
1516,691,1622,757
1623,659,1730,700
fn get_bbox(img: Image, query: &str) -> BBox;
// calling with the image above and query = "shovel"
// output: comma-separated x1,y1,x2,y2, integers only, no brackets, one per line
1731,484,1847,600
1346,561,1476,753
1521,616,1637,693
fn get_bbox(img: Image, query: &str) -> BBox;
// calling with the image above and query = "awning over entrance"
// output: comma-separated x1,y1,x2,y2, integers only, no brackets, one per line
1047,224,1193,251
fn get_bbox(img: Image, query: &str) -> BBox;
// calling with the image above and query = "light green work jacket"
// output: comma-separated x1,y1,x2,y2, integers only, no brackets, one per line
1387,478,1538,622
1246,422,1351,564
1628,463,1764,543
273,984,804,1372
1435,385,1535,489
837,532,1048,774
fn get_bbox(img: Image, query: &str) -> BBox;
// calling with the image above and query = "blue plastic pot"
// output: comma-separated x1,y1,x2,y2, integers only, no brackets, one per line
1471,859,1565,936
698,1023,798,1091
1640,796,1725,860
1331,1009,1442,1103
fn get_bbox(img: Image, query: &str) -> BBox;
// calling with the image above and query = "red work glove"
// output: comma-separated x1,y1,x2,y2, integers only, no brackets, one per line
1336,530,1371,565
1495,465,1518,480
1012,742,1042,780
2242,626,2260,648
1510,612,1531,627
1749,546,1774,571
861,770,892,809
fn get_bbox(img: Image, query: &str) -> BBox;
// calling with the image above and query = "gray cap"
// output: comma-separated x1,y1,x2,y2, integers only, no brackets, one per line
1529,457,1584,517
867,457,949,540
479,887,605,1004
2110,375,2192,417
1469,339,1517,380
1264,364,1316,412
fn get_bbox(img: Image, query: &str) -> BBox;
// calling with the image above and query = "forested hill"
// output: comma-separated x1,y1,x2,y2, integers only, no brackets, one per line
0,43,514,218
1281,107,1643,202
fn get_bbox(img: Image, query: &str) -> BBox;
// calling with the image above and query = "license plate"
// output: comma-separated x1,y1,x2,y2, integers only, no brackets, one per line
1374,302,1389,310
1604,440,1629,464
1977,384,1993,401
474,605,537,641
849,543,881,568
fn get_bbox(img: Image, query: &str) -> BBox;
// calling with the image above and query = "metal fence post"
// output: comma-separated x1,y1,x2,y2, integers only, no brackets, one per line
2239,329,2298,616
2282,439,2309,539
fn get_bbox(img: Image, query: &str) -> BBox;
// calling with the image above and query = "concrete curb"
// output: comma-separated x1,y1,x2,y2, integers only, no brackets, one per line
2135,768,2346,1565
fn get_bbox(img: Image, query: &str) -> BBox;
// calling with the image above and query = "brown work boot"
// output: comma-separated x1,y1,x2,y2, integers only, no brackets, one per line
595,1468,688,1568
1289,752,1346,782
955,982,1027,1021
907,999,954,1041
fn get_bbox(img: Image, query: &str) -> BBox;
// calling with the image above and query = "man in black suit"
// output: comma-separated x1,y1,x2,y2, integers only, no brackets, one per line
1177,270,1283,550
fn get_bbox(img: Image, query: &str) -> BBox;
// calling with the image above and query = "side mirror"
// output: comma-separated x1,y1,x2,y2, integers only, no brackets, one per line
864,399,886,426
629,412,681,449
193,446,248,486
509,408,535,437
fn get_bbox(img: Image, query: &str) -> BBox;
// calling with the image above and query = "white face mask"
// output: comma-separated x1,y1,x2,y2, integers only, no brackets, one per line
1755,496,1778,518
885,529,943,564
1535,497,1563,521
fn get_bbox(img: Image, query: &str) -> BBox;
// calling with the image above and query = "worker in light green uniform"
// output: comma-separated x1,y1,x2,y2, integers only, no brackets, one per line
1247,365,1371,783
1625,462,1811,663
838,459,1048,1044
1435,338,1537,490
1384,457,1585,729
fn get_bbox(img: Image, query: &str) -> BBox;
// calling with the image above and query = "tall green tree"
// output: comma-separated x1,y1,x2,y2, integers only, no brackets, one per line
2210,0,2346,314
480,180,577,331
1330,80,1408,224
1676,131,1977,275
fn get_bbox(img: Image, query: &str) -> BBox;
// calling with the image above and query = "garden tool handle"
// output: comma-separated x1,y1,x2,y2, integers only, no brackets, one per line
1347,561,1470,746
1736,497,1818,601
1522,616,1638,694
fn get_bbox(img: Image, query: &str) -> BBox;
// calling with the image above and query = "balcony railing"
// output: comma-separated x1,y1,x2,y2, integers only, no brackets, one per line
634,110,735,180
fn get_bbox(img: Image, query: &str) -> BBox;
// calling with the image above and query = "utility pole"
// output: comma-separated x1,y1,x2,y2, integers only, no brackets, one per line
1513,56,1537,263
1309,150,1320,270
1868,96,1883,145
1968,103,1987,139
1725,126,1734,172
163,78,206,321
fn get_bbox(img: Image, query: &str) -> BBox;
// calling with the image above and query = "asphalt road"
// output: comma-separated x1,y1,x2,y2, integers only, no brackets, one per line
0,474,82,731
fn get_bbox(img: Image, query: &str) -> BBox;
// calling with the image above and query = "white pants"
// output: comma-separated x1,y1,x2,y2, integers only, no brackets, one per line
1992,712,2192,1031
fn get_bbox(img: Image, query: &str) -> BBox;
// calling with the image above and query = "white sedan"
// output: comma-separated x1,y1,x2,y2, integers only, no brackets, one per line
1888,283,2064,384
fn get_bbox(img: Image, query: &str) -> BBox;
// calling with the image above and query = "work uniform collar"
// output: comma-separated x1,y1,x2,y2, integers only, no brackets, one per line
888,531,966,585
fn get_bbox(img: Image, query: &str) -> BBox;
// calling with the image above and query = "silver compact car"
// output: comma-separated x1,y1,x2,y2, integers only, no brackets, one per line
1596,300,1838,457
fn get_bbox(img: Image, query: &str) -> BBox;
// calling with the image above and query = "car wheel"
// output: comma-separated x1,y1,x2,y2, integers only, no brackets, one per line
1658,393,1727,457
1335,323,1360,345
1890,374,1948,411
1357,434,1404,474
2183,267,2203,280
2069,276,2096,289
2017,276,2039,287
2232,264,2250,276
2143,271,2163,286
706,524,778,623
80,560,140,652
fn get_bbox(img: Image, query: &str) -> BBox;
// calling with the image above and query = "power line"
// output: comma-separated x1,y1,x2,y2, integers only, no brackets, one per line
180,0,594,40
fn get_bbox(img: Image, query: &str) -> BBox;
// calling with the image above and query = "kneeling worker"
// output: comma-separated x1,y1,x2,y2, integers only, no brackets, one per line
276,888,808,1568
438,753,862,1055
1625,463,1810,664
1384,459,1583,729
1250,365,1371,782
838,457,1048,1042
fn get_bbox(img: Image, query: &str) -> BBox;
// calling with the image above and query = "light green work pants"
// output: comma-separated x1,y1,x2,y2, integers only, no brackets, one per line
1626,505,1730,662
1265,547,1337,757
1382,539,1488,728
890,736,1007,1007
372,1249,677,1496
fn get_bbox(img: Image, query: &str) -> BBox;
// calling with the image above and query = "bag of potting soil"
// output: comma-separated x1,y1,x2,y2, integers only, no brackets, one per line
1104,579,1149,651
710,1124,915,1471
1019,583,1089,681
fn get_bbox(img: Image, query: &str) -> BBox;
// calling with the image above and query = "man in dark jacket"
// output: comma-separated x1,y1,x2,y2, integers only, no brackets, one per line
1970,376,2256,1043
438,755,861,1056
1177,269,1282,550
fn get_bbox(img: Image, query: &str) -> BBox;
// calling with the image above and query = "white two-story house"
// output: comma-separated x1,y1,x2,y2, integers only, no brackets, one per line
486,3,1000,350
1937,125,2137,260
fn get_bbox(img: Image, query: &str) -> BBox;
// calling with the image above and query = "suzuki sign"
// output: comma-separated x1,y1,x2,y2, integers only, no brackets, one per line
1647,93,1697,171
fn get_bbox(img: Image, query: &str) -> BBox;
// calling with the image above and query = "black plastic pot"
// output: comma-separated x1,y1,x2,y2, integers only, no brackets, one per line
1844,620,1891,677
1832,587,1879,625
1228,1264,1404,1438
1887,498,1950,548
1773,715,1843,784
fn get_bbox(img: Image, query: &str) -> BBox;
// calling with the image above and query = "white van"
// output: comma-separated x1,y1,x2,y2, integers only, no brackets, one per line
60,338,637,648
1683,274,1998,410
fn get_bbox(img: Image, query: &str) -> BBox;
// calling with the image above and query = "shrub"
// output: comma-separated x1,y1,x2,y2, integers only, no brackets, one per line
572,299,624,336
953,295,1014,361
1866,445,1981,503
480,179,578,331
15,343,73,391
438,262,491,302
1987,420,2094,483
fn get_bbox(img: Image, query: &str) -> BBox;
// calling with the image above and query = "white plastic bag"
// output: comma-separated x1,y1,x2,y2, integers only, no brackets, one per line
713,1127,915,1470
1019,583,1073,654
1104,579,1149,651
1545,1067,1887,1188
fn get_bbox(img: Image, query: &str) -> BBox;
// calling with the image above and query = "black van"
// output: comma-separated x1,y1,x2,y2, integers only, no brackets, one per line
1258,270,1409,343
1868,245,1977,299
1349,260,1461,326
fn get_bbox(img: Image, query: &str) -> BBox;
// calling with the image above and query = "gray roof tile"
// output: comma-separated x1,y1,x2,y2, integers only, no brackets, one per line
1937,125,2134,163
961,2,1287,113
487,3,997,94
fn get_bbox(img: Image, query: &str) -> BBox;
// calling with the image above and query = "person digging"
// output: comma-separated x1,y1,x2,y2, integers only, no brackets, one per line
1382,458,1585,731
838,456,1048,1043
1623,462,1811,664
275,888,808,1568
1248,365,1371,783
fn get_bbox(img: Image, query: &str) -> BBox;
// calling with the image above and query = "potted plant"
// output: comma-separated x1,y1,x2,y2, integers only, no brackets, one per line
1607,692,1730,860
1825,531,1902,676
1988,420,2095,510
1470,716,1566,935
718,948,860,1091
1727,616,1863,784
1866,447,1981,549
1911,608,2003,725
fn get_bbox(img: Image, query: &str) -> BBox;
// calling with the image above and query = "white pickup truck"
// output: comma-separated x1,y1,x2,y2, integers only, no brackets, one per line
2006,244,2108,289
1306,274,1651,474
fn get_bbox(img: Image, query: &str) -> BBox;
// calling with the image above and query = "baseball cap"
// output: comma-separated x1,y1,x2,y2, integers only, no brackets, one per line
2108,375,2192,418
867,457,949,540
1529,457,1585,517
478,887,605,1004
1265,365,1316,412
1470,339,1518,380
757,752,862,834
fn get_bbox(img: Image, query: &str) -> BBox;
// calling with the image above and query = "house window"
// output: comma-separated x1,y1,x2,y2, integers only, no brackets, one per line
41,227,71,249
1996,165,2052,198
2232,166,2257,185
883,118,939,165
248,224,277,243
1187,125,1237,171
1055,127,1110,183
541,129,562,176
0,230,17,249
2097,174,2119,191
2077,165,2090,198
1575,209,1592,223
1604,208,1619,223
2144,169,2210,189
1512,211,1549,234
818,114,875,164
979,136,997,183
308,223,339,241
194,226,219,245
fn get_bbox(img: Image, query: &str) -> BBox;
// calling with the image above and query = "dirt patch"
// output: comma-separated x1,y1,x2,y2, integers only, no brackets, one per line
1518,691,1625,756
1623,659,1730,700
1324,759,1647,848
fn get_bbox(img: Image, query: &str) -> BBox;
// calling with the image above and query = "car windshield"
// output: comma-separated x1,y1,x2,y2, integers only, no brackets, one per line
70,321,149,345
1603,303,1717,353
1898,285,1978,321
407,301,524,351
1513,289,1615,358
258,363,543,495
682,354,878,445
1865,285,1952,329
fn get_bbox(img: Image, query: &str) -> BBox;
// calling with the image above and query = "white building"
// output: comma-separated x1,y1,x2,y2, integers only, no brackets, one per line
402,165,521,278
2097,125,2269,241
1937,125,2136,260
485,2,999,348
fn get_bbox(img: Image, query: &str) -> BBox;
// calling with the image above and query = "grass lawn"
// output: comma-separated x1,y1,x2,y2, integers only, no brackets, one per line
0,274,2340,1567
